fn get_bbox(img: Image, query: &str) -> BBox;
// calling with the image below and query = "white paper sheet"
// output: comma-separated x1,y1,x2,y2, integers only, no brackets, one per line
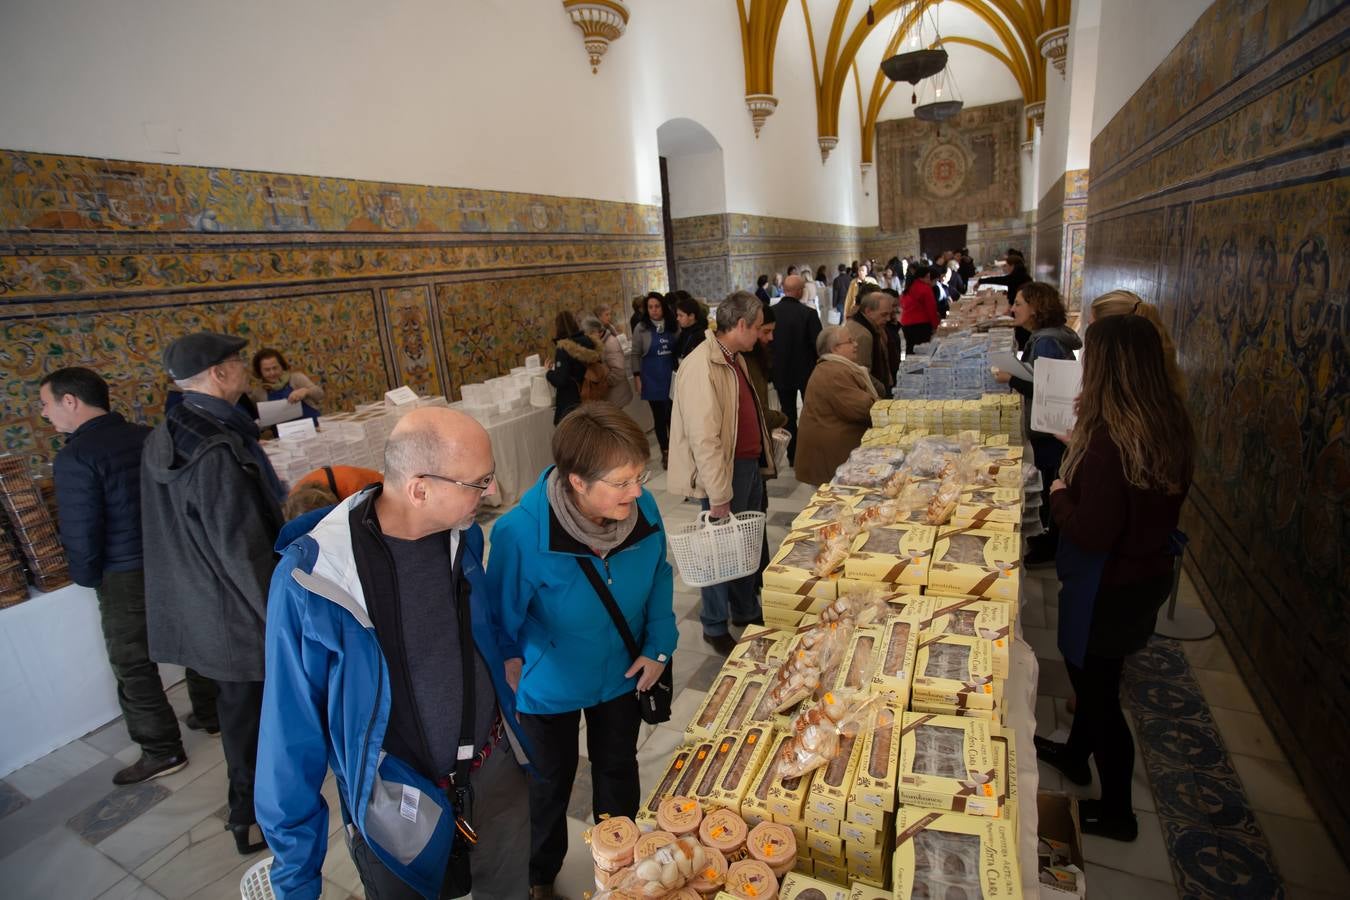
991,350,1033,381
256,398,304,428
1031,357,1082,434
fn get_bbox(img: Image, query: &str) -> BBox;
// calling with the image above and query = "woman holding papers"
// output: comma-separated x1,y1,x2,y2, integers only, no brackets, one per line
251,348,323,422
1034,314,1194,843
992,282,1081,565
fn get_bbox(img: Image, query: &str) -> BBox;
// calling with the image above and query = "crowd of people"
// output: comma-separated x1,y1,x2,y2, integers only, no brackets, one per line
30,249,1195,899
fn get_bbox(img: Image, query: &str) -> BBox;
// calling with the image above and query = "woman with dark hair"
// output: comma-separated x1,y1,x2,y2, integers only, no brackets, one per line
629,292,678,467
899,266,940,353
671,294,708,368
815,264,828,285
489,403,676,900
1036,315,1194,843
546,310,602,424
993,282,1082,564
250,348,324,422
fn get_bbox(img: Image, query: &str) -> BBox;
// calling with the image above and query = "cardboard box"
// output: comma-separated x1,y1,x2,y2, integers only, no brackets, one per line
728,625,795,666
814,861,849,887
923,594,1012,680
764,529,843,599
686,671,744,740
806,808,841,835
766,740,816,820
792,493,860,530
793,857,814,875
843,524,937,586
891,810,1022,900
705,725,774,813
741,734,787,825
840,817,887,848
870,617,920,702
1036,791,1086,897
844,842,887,884
848,703,901,812
911,634,999,711
844,802,887,830
831,628,885,694
637,745,697,824
897,713,1002,817
807,731,863,820
951,486,1023,532
671,740,717,799
927,526,1021,601
849,880,891,900
909,698,1005,725
720,673,774,732
763,589,835,615
839,579,923,598
774,815,807,843
807,829,844,860
778,873,851,900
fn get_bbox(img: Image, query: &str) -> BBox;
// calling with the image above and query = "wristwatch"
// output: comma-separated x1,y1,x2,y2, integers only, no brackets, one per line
657,653,669,663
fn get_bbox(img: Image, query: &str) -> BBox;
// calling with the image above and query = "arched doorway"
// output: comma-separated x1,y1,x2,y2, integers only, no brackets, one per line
656,118,727,300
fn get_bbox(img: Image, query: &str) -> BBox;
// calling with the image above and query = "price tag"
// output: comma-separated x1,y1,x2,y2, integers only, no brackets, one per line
384,385,419,406
276,417,317,440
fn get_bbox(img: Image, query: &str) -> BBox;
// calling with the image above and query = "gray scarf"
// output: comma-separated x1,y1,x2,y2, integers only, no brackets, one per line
546,468,638,557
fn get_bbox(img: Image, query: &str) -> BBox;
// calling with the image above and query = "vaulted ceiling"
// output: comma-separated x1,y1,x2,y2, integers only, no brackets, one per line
735,0,1068,165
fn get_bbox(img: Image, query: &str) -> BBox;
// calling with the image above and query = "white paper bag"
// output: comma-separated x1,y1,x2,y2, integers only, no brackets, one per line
1031,357,1082,435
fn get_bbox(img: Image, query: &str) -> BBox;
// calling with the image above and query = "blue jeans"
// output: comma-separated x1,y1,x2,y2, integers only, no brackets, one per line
700,458,766,635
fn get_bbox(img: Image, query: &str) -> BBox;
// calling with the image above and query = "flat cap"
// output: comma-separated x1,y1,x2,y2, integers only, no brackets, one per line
163,332,247,380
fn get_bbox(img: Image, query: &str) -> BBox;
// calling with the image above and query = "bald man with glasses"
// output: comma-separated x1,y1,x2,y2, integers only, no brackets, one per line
256,408,533,900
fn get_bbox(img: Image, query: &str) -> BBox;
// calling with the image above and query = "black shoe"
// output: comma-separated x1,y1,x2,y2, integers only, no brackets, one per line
185,713,220,735
732,617,765,628
113,752,188,786
1078,799,1138,842
229,822,268,855
1024,542,1057,568
703,632,737,655
1034,736,1092,786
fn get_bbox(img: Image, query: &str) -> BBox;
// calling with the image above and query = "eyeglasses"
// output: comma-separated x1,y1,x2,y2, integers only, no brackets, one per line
417,471,496,493
597,470,652,490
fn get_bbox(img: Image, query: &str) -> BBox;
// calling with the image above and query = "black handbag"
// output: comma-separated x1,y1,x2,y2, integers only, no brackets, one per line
576,557,673,724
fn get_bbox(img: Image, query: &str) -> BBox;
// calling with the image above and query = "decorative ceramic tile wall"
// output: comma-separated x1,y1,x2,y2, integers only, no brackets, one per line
1084,0,1349,853
0,151,666,465
1035,169,1088,315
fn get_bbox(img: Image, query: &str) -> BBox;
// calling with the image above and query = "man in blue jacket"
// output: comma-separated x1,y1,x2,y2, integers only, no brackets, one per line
40,367,212,784
256,407,532,900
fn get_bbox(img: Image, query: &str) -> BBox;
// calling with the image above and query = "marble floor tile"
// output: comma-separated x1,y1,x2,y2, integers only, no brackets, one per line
1209,707,1287,762
675,616,719,655
131,833,189,880
320,836,365,896
1020,594,1046,630
1286,886,1350,900
0,756,126,857
566,759,594,822
83,719,136,757
1021,624,1058,661
1193,668,1260,715
1229,753,1318,821
142,819,267,900
68,781,172,844
1083,863,1179,899
1180,634,1238,674
97,763,229,870
1037,657,1075,699
0,826,128,900
636,725,686,771
1254,810,1350,889
1081,810,1175,884
0,779,28,820
96,874,168,900
1034,695,1057,737
684,653,728,693
668,687,708,731
5,739,109,800
767,510,797,528
554,815,598,899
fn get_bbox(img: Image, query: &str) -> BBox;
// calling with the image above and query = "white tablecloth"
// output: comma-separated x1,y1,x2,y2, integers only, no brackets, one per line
0,584,182,776
479,406,557,508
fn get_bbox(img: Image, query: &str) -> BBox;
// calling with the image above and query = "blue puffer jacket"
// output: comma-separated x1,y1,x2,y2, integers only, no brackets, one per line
255,489,533,900
487,468,678,715
53,413,151,587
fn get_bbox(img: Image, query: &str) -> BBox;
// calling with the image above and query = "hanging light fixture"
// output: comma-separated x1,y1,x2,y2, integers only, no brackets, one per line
912,2,964,132
881,1,949,104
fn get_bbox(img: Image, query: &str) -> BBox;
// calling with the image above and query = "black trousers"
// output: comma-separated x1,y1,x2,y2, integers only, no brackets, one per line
902,323,933,354
215,679,264,827
518,691,642,887
185,667,220,726
1064,654,1133,815
96,570,183,760
648,399,672,455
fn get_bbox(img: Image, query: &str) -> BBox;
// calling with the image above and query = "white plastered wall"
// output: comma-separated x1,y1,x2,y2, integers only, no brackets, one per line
1091,0,1213,137
1038,0,1103,200
0,0,870,226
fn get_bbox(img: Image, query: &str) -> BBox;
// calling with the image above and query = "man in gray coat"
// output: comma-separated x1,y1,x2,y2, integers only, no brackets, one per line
142,332,284,855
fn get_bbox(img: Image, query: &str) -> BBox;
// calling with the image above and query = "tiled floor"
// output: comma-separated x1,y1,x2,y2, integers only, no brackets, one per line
0,462,1344,898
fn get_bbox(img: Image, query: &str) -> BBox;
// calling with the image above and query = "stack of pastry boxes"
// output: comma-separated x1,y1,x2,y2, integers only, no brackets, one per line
639,437,1025,898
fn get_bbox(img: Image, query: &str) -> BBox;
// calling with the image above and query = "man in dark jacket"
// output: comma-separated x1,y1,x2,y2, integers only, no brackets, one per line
41,367,203,784
770,274,822,465
831,263,851,315
142,332,285,855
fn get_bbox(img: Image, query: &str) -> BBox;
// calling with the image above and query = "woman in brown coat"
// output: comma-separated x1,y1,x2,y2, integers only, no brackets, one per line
794,325,879,485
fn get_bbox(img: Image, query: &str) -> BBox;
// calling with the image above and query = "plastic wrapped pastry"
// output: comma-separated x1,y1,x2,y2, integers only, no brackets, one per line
777,691,890,778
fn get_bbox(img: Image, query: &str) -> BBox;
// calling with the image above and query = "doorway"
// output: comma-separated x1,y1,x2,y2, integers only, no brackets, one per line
919,224,967,261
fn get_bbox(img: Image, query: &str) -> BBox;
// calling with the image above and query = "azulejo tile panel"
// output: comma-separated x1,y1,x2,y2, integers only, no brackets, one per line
1084,0,1350,854
0,150,666,468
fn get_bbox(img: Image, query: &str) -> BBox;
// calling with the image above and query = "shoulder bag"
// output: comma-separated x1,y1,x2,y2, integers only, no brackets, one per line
575,558,673,724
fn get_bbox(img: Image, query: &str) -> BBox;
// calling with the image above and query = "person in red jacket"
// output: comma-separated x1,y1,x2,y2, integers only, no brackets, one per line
899,265,940,353
1034,314,1195,843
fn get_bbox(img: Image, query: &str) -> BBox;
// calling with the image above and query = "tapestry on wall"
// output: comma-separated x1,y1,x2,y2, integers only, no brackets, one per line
876,99,1022,234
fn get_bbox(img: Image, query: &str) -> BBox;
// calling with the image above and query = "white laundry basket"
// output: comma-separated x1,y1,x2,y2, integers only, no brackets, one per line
239,857,275,900
667,510,767,588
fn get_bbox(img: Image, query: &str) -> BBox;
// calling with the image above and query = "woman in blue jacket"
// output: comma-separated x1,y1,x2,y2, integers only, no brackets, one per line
488,402,677,900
